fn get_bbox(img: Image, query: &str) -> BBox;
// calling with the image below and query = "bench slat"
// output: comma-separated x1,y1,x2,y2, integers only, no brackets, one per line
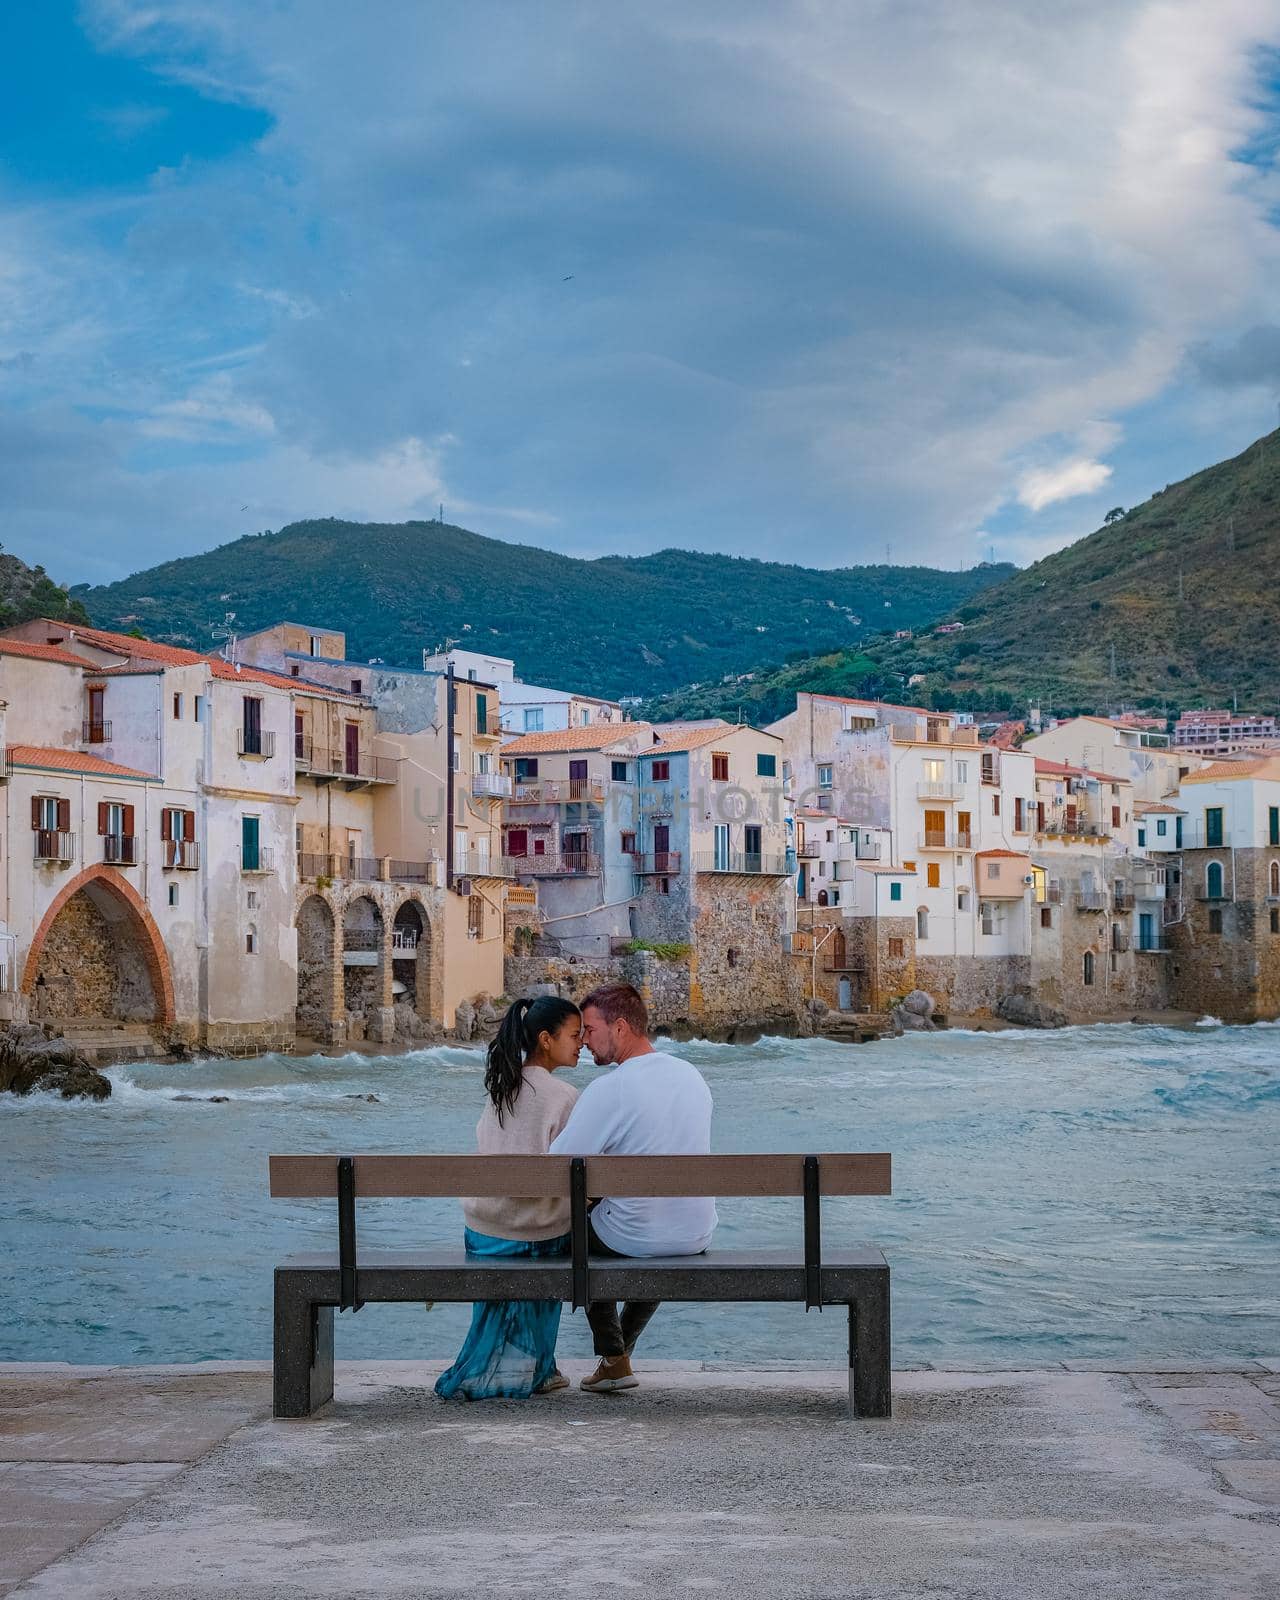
269,1152,891,1199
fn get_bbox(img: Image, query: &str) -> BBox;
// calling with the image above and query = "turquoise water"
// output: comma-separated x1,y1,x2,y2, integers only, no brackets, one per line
4,1023,1278,1367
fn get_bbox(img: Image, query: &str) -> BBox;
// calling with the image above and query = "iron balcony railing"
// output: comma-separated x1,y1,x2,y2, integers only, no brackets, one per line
1038,817,1103,837
82,720,112,744
34,830,75,864
796,841,821,859
1074,889,1108,912
855,839,882,860
390,859,434,882
918,830,973,851
1045,883,1063,904
391,929,418,955
695,851,789,876
1137,935,1170,952
1113,889,1135,912
294,739,396,783
512,852,601,876
472,773,512,798
163,839,200,870
633,851,682,874
103,833,138,867
238,728,276,759
240,845,276,874
1111,927,1131,952
917,781,962,801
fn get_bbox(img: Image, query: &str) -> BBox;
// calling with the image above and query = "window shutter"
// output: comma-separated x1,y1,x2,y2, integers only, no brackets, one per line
183,809,195,842
123,804,135,836
57,798,71,832
97,802,109,835
31,796,41,830
161,809,172,842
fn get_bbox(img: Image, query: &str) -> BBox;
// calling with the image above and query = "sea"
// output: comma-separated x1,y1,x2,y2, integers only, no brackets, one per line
4,1021,1278,1368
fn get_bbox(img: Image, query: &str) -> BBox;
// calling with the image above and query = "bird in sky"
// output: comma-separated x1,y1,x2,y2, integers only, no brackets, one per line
562,275,574,281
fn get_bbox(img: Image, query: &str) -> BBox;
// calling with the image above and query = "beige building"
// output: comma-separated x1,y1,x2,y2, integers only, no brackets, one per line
1023,716,1197,803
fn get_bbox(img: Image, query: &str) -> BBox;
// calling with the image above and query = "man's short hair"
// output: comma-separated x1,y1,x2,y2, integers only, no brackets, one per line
581,983,649,1037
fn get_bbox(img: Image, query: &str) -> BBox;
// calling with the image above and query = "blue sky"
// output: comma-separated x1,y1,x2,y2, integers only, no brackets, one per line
3,1,1280,587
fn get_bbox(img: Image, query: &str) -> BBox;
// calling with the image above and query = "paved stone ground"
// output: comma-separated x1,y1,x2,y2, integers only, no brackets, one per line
3,1360,1279,1598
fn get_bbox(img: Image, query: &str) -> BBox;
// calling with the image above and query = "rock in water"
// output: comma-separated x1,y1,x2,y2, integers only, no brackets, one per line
891,989,937,1032
995,993,1068,1029
0,1032,112,1100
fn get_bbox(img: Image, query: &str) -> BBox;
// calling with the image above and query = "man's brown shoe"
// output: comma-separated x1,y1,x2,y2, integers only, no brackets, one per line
580,1355,639,1393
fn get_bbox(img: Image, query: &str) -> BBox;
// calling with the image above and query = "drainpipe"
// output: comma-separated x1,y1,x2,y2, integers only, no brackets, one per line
445,662,455,890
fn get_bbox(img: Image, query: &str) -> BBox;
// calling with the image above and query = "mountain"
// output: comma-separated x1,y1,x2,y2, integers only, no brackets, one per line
74,520,1013,702
0,549,88,628
645,427,1280,724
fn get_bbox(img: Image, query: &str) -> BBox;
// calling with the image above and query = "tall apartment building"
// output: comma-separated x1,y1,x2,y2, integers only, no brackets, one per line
1171,709,1280,758
1023,716,1197,802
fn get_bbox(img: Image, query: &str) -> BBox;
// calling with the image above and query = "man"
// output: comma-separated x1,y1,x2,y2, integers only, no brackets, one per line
549,983,716,1392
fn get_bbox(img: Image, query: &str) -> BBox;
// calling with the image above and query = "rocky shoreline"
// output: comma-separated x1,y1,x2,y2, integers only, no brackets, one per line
0,1025,114,1099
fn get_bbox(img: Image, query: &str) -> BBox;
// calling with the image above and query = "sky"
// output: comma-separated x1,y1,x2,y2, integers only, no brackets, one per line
3,2,1280,587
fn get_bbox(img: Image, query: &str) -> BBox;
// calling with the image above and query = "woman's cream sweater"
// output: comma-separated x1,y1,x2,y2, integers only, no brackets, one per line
462,1067,580,1242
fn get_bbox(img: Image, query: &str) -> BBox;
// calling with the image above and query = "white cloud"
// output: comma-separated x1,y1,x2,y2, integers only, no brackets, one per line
1017,458,1115,512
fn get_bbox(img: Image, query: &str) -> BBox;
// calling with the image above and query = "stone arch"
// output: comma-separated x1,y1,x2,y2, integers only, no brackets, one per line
342,893,386,1032
391,896,435,1027
1269,859,1279,898
1205,860,1224,900
1082,948,1096,987
296,893,339,1040
21,865,175,1026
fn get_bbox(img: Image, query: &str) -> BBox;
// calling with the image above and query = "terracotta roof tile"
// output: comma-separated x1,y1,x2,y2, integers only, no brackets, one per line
1134,800,1184,813
1033,756,1130,784
501,723,649,755
7,745,155,780
0,638,98,668
1180,757,1280,783
974,848,1032,858
809,692,932,715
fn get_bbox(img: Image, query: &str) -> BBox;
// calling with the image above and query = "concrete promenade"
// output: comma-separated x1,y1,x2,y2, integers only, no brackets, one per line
3,1360,1279,1598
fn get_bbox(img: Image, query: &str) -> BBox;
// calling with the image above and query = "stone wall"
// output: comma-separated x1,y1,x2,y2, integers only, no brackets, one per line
687,874,800,1031
844,916,917,1012
1168,848,1280,1021
29,888,157,1024
914,953,1032,1017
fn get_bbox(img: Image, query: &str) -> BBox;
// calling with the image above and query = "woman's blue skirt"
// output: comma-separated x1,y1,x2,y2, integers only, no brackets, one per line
434,1228,571,1401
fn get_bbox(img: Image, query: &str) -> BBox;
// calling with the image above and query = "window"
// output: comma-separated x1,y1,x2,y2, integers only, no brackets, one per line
713,823,730,870
1271,806,1279,847
1156,818,1167,837
193,695,204,722
830,890,840,907
172,692,184,719
889,881,902,902
168,883,179,907
33,795,68,833
290,664,300,677
1083,951,1095,986
1205,807,1224,848
916,907,929,938
523,708,544,732
241,815,261,872
468,895,484,939
902,860,916,873
1271,908,1279,934
1208,907,1223,935
1206,861,1224,899
658,877,670,894
927,862,941,888
507,828,528,858
1137,827,1146,848
621,831,637,855
1040,906,1052,928
957,889,970,912
991,793,1001,817
612,760,629,782
475,693,488,735
580,707,590,726
727,948,739,968
514,758,539,781
309,635,322,656
246,925,258,955
956,761,968,784
351,678,363,695
1013,797,1026,831
987,862,1000,880
981,903,996,936
651,760,670,782
98,800,135,864
817,764,833,789
247,891,258,910
1270,861,1280,897
711,752,729,782
757,753,776,777
888,937,905,958
826,829,834,843
468,668,477,681
1112,805,1121,829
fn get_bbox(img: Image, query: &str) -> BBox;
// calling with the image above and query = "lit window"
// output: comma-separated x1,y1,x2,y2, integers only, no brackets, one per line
889,882,902,902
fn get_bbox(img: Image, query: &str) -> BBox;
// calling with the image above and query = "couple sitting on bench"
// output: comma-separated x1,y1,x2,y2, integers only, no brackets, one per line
436,983,713,1401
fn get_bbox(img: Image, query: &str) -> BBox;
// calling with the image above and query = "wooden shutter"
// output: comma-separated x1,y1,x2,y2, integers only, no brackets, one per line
183,809,195,841
57,798,71,832
97,801,109,835
123,804,135,836
161,809,173,841
31,796,41,830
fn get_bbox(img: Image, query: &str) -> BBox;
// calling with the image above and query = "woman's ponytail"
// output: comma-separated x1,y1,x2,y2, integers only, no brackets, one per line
484,995,582,1125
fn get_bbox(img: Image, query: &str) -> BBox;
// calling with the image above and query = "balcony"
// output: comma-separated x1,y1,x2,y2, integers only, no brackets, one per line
391,929,418,955
1038,817,1107,838
1113,889,1135,912
238,729,276,760
1137,936,1170,953
855,839,882,861
695,851,789,876
1111,927,1131,953
633,851,682,874
568,778,606,803
511,852,601,877
103,834,138,867
296,853,439,885
507,779,607,805
796,841,821,859
34,830,75,865
82,720,112,745
295,739,396,785
163,839,200,870
918,830,972,851
1074,890,1107,912
1045,883,1063,904
240,845,276,874
472,772,512,799
917,782,962,801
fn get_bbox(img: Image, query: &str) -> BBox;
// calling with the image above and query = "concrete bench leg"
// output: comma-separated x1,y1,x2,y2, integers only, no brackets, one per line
847,1278,891,1419
274,1278,334,1419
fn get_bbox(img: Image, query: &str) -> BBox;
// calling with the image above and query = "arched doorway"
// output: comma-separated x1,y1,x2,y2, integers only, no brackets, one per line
25,871,167,1026
392,899,433,1025
296,895,338,1039
342,895,385,1031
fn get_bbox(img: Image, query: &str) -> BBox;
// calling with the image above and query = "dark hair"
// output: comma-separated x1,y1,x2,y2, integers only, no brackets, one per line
485,995,581,1125
580,983,649,1037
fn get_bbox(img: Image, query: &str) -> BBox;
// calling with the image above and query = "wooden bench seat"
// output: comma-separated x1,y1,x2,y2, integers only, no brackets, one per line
270,1153,892,1421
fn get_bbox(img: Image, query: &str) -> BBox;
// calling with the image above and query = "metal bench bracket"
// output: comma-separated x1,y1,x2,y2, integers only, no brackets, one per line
803,1154,822,1311
570,1156,590,1311
337,1156,363,1312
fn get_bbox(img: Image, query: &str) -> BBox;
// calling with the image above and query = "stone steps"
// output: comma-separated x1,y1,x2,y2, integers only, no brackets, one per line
49,1021,158,1062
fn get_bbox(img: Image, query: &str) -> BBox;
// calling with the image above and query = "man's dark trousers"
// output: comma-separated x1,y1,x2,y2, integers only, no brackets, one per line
585,1219,660,1357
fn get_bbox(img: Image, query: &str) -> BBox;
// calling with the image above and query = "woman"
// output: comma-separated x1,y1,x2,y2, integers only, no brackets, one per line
435,996,582,1400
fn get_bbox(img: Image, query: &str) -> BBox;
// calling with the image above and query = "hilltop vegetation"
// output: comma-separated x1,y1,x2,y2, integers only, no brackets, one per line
647,428,1280,724
0,549,88,629
75,520,1012,702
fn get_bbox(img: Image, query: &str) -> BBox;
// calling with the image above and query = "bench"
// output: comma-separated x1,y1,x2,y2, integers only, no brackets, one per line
269,1151,893,1419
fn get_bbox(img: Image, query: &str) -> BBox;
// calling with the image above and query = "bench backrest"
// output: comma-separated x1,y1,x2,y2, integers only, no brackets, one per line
269,1152,891,1198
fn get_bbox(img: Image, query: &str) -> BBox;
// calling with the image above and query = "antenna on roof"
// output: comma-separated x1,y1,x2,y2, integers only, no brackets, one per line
211,612,239,666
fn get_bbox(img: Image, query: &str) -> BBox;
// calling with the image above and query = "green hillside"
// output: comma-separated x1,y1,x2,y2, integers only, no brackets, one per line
0,549,88,628
74,520,1012,701
646,428,1280,723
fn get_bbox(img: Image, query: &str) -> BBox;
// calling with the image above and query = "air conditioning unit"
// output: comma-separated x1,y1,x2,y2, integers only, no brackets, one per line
1022,874,1035,885
454,877,473,896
